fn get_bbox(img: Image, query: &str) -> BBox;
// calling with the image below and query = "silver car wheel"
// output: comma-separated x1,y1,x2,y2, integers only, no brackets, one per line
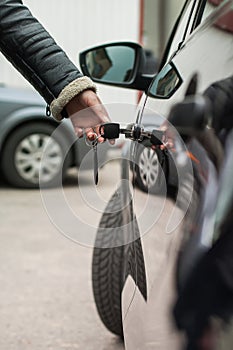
138,147,159,189
15,133,63,184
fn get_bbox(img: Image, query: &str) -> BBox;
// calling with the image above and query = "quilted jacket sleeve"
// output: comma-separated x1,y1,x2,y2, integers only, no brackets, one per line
0,0,96,120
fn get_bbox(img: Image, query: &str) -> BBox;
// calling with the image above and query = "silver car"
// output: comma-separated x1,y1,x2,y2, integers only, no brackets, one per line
0,84,108,188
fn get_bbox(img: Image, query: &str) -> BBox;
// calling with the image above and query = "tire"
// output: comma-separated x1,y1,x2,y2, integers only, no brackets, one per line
92,190,147,338
135,141,167,194
1,122,71,188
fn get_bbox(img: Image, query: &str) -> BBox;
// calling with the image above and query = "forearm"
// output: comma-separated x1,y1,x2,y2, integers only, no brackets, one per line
0,0,96,120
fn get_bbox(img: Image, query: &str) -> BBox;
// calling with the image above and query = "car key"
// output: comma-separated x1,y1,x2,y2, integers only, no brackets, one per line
92,138,99,185
99,122,164,145
99,123,120,140
84,131,99,185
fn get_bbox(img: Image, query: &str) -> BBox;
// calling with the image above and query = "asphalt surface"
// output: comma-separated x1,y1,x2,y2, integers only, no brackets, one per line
0,160,125,350
2,156,233,350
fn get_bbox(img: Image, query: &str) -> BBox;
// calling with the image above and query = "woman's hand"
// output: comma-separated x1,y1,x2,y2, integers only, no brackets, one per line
66,89,110,143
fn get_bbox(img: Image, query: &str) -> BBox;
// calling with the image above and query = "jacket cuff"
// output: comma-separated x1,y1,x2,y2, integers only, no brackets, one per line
50,76,97,121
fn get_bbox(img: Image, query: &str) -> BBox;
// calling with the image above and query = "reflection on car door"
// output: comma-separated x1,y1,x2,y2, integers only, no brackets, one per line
122,1,233,349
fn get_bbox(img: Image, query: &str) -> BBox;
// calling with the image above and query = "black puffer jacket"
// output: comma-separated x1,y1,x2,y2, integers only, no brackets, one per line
0,0,95,120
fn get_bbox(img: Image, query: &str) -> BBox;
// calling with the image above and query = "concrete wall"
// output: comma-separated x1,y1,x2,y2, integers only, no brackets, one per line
143,0,185,60
0,0,185,111
0,0,140,106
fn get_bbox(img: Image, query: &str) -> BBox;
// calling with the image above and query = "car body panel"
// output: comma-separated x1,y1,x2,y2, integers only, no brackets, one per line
78,0,233,346
122,1,233,348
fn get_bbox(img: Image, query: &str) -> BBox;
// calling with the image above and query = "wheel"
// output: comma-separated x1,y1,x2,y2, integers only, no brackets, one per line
92,190,147,338
135,141,167,194
1,122,71,188
92,190,126,338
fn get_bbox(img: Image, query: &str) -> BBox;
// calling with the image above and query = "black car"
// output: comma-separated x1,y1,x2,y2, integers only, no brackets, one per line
80,0,233,349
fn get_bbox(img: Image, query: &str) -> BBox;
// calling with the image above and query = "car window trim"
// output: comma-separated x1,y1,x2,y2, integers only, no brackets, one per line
181,0,199,43
190,0,207,31
159,0,198,70
159,0,190,70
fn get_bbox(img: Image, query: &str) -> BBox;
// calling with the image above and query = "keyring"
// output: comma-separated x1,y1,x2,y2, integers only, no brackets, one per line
84,129,99,147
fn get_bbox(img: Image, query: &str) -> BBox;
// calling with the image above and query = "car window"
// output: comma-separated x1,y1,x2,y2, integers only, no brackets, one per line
190,0,233,34
161,0,225,67
164,0,199,64
201,1,217,19
148,0,200,99
149,0,220,99
200,0,227,21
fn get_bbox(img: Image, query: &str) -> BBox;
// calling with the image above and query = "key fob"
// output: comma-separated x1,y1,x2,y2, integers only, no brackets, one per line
99,123,120,139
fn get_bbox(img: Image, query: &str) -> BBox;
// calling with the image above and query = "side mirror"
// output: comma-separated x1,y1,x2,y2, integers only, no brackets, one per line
148,63,182,99
79,42,153,91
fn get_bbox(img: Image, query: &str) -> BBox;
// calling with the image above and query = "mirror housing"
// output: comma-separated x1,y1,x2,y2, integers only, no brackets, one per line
79,42,154,91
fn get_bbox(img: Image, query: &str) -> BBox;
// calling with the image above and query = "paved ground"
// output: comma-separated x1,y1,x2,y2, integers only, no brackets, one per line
0,160,125,350
2,156,232,350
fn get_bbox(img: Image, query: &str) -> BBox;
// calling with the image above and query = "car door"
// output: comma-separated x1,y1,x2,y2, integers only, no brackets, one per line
122,0,233,349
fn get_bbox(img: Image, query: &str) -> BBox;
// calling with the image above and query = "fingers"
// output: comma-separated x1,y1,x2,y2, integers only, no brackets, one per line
85,126,105,144
68,90,114,143
71,122,114,145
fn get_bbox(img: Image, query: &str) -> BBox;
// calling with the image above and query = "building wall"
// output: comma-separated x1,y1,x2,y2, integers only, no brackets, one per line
0,0,186,117
143,0,185,60
0,0,140,107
